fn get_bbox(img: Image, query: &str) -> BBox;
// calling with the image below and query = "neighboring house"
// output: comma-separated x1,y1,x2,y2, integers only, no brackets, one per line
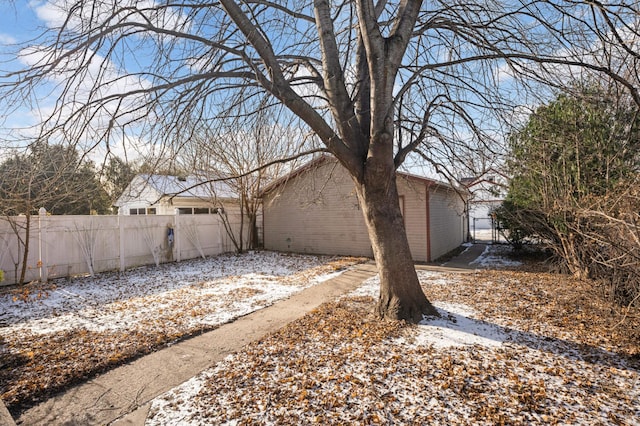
261,157,468,262
115,174,237,215
461,168,509,232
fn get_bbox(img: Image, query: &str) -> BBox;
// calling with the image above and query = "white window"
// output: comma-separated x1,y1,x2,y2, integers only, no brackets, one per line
130,207,155,215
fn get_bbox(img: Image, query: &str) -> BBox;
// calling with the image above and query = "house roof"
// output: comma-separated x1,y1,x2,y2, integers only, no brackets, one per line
260,155,464,197
115,174,237,206
462,167,510,189
397,170,465,193
258,155,329,196
143,174,236,199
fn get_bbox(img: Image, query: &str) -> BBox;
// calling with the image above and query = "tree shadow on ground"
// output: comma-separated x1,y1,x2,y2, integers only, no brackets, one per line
420,307,639,372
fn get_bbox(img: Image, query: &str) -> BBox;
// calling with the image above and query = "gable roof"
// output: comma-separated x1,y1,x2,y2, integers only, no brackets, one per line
260,155,464,197
143,174,236,199
115,174,236,206
461,167,510,189
258,155,330,196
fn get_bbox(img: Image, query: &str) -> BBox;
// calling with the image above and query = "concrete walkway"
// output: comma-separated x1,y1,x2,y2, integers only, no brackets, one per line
441,243,487,269
11,246,486,426
15,264,378,426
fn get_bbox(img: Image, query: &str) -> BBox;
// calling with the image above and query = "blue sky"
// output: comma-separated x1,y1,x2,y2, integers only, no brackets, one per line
0,2,154,160
1,3,52,138
1,3,43,47
2,1,629,178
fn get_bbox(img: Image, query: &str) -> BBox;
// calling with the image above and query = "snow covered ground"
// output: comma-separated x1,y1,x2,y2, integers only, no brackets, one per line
2,246,638,424
0,251,363,410
145,247,640,425
0,243,519,339
470,244,523,269
0,252,351,336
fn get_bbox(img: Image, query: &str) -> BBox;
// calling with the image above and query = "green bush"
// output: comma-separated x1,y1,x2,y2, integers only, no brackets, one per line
503,85,640,304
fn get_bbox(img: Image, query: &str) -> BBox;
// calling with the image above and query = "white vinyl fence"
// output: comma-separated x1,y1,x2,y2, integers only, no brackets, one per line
0,211,250,286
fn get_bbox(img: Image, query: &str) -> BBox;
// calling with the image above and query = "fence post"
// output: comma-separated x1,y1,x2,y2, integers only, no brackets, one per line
38,207,48,283
119,216,126,272
174,209,181,262
218,213,223,254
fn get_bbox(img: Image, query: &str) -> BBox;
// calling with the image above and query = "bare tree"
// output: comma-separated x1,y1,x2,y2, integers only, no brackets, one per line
2,1,639,321
0,152,36,285
180,101,312,253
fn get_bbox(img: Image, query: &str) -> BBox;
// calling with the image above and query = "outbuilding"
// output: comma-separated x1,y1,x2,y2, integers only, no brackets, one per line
262,157,468,262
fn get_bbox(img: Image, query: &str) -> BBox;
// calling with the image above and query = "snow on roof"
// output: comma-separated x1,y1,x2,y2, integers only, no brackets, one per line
140,174,237,199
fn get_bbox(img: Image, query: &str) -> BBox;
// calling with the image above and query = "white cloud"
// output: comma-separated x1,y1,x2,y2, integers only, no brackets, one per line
494,61,515,84
10,1,198,156
33,0,190,35
19,42,152,104
32,0,68,28
16,43,155,155
0,33,17,44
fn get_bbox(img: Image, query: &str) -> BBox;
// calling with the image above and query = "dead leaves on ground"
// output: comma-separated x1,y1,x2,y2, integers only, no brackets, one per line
149,270,640,425
0,255,366,415
425,269,640,358
0,328,182,411
3,252,639,423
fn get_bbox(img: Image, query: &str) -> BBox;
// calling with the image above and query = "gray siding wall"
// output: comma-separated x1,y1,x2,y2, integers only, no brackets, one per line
263,162,373,257
428,186,466,260
263,160,465,261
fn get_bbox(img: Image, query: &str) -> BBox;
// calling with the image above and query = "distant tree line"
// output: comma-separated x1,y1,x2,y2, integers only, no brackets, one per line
0,143,137,284
498,82,640,306
0,143,139,216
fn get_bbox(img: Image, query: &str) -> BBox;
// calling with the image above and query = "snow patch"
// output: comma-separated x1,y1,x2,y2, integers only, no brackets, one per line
471,244,523,268
0,252,352,337
411,302,510,348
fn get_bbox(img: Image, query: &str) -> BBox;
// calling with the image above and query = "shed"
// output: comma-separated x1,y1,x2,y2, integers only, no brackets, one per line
261,157,468,262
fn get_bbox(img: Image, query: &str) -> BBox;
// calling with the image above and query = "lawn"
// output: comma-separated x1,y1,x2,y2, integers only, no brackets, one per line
147,248,640,425
0,251,364,415
1,246,639,424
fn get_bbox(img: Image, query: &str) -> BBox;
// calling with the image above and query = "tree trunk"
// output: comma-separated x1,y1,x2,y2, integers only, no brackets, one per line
20,213,31,285
354,168,439,323
560,231,589,279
